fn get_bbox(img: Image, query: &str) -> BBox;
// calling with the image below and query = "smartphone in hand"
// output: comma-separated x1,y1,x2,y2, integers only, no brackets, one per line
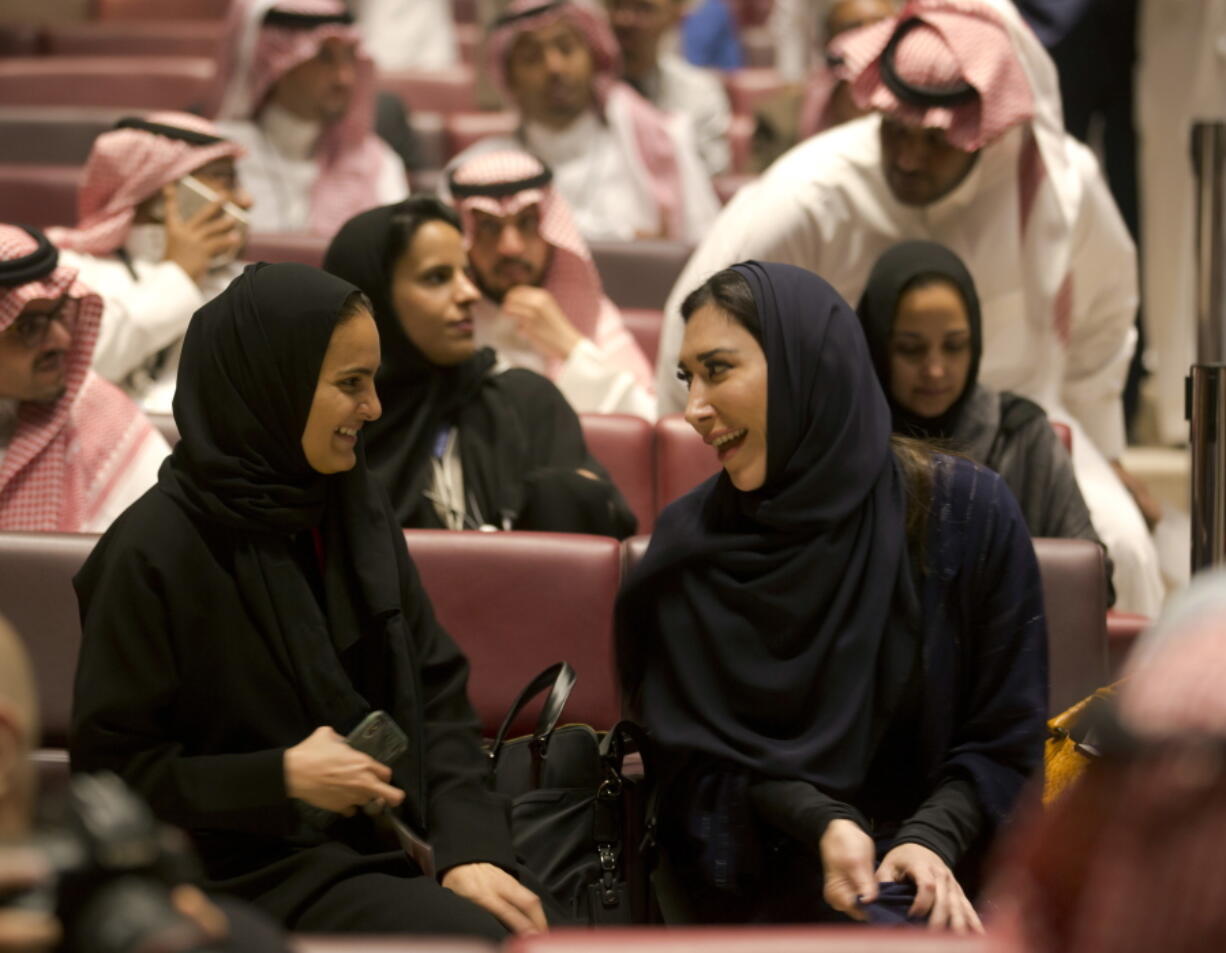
174,175,248,267
345,710,409,766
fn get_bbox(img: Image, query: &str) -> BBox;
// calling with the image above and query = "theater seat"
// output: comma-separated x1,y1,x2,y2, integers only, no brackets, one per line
404,530,623,737
293,939,498,953
408,110,447,170
0,57,217,112
1032,537,1109,714
723,68,788,116
0,531,98,749
1107,610,1149,678
580,414,655,534
0,164,82,230
444,111,517,160
622,307,662,366
654,414,720,513
0,105,128,165
96,0,232,17
41,21,227,58
590,240,692,311
381,67,479,115
507,926,988,953
244,233,328,268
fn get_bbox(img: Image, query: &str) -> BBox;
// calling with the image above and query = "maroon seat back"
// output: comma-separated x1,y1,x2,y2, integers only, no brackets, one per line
445,111,517,159
404,530,623,737
97,0,232,18
1033,537,1108,713
381,67,479,115
0,106,127,165
621,307,662,367
579,414,655,534
0,57,217,112
295,939,497,953
508,926,988,953
0,164,82,229
0,532,98,748
244,232,328,268
41,21,227,58
590,240,692,311
654,414,720,514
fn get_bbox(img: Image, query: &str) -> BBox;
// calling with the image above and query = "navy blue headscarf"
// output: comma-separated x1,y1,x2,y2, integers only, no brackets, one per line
617,261,918,798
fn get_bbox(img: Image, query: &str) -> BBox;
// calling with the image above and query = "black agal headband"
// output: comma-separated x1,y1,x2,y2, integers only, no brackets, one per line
262,8,354,29
879,17,979,108
492,0,565,30
113,116,225,147
0,226,59,288
447,165,554,200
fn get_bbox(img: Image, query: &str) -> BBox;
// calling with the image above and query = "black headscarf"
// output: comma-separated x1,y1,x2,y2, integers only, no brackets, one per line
617,261,917,798
855,240,983,440
159,263,415,756
322,203,528,528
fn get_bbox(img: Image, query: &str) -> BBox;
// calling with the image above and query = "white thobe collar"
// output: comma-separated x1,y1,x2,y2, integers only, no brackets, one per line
259,102,324,160
522,110,604,166
919,125,1022,227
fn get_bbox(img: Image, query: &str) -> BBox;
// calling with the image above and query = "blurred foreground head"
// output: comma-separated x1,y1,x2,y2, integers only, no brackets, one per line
988,569,1226,953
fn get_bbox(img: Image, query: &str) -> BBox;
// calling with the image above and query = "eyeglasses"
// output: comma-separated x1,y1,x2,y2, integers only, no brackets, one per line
6,299,70,349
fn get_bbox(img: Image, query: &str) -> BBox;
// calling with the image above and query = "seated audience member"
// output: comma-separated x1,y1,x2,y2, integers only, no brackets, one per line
449,150,656,419
0,226,167,533
656,0,1164,616
456,0,719,242
0,616,290,953
606,0,732,175
988,567,1226,953
216,0,409,235
618,263,1046,929
679,0,743,70
752,0,897,171
324,197,637,536
70,263,549,937
350,0,458,70
47,113,250,415
857,240,1114,596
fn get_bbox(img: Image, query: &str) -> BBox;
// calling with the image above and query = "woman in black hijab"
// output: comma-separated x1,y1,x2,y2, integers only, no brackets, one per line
617,262,1047,931
856,240,1107,560
321,196,635,537
70,263,546,937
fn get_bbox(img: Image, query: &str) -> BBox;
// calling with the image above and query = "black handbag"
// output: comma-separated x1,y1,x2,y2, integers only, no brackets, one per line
487,662,657,925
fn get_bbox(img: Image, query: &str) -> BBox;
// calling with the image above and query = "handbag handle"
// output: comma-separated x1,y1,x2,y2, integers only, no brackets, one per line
488,661,577,763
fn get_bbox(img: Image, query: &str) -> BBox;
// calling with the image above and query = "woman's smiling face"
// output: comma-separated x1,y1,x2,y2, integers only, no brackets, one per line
301,307,382,474
678,302,769,492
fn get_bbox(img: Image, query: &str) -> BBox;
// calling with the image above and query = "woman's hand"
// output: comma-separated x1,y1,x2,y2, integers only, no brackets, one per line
875,843,983,934
283,726,405,816
818,818,878,920
440,863,548,935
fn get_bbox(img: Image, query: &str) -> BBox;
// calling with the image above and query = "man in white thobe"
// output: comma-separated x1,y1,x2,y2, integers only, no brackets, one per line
216,0,408,236
451,150,657,420
656,0,1164,615
605,0,732,176
47,113,249,415
453,0,719,244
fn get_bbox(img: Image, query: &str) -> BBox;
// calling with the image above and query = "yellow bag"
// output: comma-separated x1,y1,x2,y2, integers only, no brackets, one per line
1043,684,1120,804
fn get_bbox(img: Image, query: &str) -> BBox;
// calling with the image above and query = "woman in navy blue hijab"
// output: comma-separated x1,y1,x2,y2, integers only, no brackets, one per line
617,262,1047,931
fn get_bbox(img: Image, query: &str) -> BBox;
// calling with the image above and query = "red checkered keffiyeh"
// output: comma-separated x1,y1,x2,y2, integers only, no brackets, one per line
832,0,1035,152
219,0,387,237
450,149,654,391
46,112,244,256
0,226,156,530
488,0,689,241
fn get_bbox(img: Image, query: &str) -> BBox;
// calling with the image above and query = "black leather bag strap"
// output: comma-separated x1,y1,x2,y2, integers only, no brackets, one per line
489,661,576,763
